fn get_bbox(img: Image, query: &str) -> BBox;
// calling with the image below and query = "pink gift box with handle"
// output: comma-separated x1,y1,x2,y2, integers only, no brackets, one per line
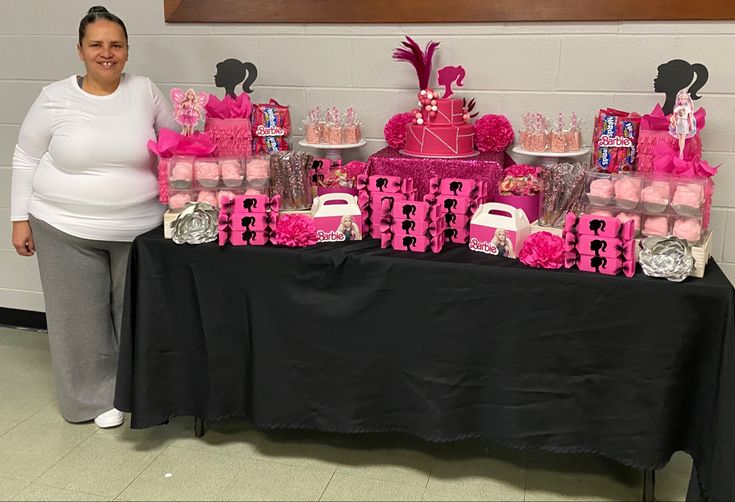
469,202,530,259
311,193,363,242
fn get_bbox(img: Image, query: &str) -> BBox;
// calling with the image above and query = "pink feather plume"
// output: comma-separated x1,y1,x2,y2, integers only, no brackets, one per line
393,36,440,90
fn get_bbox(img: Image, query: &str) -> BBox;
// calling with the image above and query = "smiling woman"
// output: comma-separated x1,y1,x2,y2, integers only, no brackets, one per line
9,5,179,430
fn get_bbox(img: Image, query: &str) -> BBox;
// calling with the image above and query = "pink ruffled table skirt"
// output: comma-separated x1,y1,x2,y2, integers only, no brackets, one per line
366,147,509,200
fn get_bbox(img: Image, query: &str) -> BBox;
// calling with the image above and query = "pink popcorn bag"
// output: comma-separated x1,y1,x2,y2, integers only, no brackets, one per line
310,193,363,242
469,203,530,259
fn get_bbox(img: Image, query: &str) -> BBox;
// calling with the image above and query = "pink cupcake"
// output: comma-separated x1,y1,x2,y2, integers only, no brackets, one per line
194,159,220,188
587,178,614,205
169,192,192,211
613,176,641,210
616,212,641,233
170,160,193,189
642,216,669,237
217,190,238,207
220,159,243,187
246,157,270,183
673,218,702,243
197,190,218,208
642,181,670,213
672,183,703,217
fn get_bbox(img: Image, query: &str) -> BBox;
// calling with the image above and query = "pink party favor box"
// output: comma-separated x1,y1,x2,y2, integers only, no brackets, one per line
469,202,531,259
311,193,363,242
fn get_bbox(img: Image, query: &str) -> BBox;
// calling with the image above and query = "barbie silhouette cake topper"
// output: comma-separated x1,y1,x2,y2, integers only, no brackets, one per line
437,65,465,98
170,88,209,136
653,59,708,115
214,58,258,98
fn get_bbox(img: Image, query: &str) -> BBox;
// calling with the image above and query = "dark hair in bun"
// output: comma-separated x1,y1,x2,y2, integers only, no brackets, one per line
78,5,128,44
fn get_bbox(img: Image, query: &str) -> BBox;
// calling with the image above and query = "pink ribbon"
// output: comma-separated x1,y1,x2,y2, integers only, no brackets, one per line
429,176,441,195
357,189,371,210
266,195,281,213
652,141,719,178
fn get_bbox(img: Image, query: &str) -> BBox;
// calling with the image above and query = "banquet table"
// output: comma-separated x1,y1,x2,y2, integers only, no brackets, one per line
115,229,735,501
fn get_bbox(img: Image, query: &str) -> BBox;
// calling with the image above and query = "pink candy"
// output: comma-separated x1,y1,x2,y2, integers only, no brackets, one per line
614,177,641,204
588,178,613,200
197,190,218,207
194,159,220,184
672,183,703,208
616,212,641,232
246,158,270,180
643,216,669,237
171,161,193,182
220,160,242,180
169,192,192,210
673,218,702,242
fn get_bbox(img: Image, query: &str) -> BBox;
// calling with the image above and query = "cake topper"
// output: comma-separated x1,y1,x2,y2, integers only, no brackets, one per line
214,58,258,98
669,90,697,159
170,88,209,136
653,59,708,115
392,36,439,91
437,65,465,98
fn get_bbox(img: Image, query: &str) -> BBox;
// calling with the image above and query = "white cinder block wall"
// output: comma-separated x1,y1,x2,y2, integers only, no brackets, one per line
1,0,734,312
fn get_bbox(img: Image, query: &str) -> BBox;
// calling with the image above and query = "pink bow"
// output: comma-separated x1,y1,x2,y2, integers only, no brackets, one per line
564,251,578,269
218,212,230,225
356,174,369,191
429,176,441,195
357,189,371,210
266,195,281,213
430,233,444,253
380,232,393,249
218,228,229,247
379,214,394,234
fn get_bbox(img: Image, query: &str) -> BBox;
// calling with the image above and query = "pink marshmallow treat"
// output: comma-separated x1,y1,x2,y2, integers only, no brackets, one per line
587,178,614,204
613,177,641,209
672,184,704,216
197,190,218,207
642,181,670,213
643,216,669,237
616,212,641,233
246,158,270,181
194,159,220,187
220,159,243,187
673,218,702,242
170,160,193,189
169,192,192,211
217,190,237,206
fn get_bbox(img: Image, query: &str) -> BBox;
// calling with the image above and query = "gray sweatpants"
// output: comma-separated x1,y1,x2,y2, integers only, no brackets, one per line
29,215,131,423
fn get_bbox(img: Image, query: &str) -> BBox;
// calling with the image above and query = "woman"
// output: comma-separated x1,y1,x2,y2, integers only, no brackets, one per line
10,6,178,428
491,228,515,259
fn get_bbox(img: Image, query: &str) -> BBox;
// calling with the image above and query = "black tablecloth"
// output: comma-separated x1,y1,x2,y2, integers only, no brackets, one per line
115,228,735,501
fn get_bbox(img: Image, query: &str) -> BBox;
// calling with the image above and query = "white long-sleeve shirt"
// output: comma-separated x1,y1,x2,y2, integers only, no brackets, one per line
10,74,179,242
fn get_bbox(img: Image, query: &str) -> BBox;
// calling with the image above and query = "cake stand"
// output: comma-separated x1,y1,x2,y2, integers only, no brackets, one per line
298,139,367,163
511,145,591,168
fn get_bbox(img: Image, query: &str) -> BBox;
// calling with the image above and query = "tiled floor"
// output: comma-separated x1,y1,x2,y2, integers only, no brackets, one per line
0,326,691,501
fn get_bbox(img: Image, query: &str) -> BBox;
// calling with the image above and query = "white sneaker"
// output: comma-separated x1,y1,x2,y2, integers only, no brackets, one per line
94,408,124,428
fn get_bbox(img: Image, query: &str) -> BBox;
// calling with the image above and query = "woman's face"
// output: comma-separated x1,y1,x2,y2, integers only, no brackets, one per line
77,20,128,85
497,229,506,242
342,216,352,226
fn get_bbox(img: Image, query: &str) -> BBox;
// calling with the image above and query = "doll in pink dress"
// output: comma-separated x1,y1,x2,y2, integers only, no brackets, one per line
171,88,209,136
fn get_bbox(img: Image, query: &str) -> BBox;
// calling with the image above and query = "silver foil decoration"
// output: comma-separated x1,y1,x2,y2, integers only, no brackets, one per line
638,236,695,282
171,202,218,245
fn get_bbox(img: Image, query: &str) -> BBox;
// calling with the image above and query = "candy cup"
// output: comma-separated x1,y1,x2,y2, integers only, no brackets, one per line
194,159,220,188
170,160,193,189
220,159,243,188
672,183,704,217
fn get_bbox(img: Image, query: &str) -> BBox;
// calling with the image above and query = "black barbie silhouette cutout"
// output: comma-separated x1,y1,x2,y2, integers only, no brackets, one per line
402,236,417,250
654,59,708,115
241,198,258,212
589,219,605,236
401,220,416,233
402,204,416,219
214,58,258,99
590,239,607,256
445,228,458,241
375,177,388,192
381,196,395,206
311,160,324,185
241,216,256,228
444,198,458,212
449,181,463,196
591,256,607,273
242,230,256,245
445,213,456,225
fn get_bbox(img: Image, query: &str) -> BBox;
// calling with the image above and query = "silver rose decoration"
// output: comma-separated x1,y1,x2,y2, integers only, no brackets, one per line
638,236,695,282
171,202,218,245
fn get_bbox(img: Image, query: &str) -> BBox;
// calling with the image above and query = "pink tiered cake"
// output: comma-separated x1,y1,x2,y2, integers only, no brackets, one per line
405,97,475,158
393,37,476,158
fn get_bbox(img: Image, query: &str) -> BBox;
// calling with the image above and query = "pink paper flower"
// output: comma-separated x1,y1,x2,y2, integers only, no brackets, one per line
474,114,515,153
274,214,318,248
518,231,564,269
384,112,414,149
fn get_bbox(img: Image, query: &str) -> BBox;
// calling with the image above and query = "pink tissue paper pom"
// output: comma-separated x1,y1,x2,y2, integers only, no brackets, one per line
274,214,318,248
474,114,515,153
343,160,368,180
518,231,564,269
384,112,414,149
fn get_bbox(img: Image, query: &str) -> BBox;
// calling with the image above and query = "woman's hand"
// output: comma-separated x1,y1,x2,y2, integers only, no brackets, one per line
12,221,35,256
